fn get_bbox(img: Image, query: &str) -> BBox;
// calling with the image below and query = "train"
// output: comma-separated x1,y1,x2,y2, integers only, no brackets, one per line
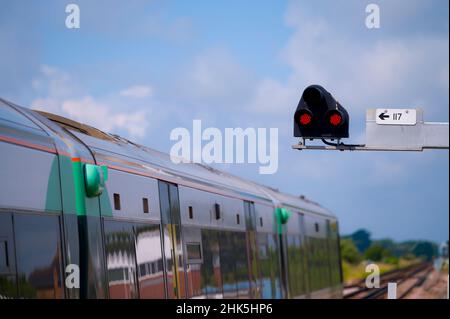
0,97,343,299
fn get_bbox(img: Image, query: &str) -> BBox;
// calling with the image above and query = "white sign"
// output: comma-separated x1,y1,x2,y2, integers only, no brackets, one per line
375,108,417,125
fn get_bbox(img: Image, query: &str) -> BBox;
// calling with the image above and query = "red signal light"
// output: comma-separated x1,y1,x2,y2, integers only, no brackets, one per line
329,113,342,126
299,113,312,125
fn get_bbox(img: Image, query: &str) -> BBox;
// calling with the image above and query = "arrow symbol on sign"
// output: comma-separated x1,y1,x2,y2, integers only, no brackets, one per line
378,112,390,120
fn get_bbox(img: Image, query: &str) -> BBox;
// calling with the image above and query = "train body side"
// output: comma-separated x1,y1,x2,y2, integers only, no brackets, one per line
0,99,342,299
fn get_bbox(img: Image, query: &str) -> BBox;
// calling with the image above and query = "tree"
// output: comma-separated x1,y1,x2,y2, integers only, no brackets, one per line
364,244,392,262
340,238,362,264
411,241,438,261
350,229,372,253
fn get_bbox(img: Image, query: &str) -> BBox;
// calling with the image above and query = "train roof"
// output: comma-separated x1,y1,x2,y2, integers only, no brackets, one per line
0,98,336,219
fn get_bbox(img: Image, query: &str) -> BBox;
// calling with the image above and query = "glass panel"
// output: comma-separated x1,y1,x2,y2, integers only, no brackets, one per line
186,243,202,261
244,202,259,298
104,221,138,299
258,233,283,299
268,234,282,299
86,216,107,298
308,237,332,292
244,202,255,231
257,233,271,299
201,229,223,298
234,231,250,298
162,224,175,298
14,214,63,299
62,214,79,299
328,221,342,289
183,227,203,298
246,230,259,298
219,231,238,298
158,182,171,225
169,184,186,298
135,223,165,299
0,213,16,298
308,237,318,292
287,235,307,297
158,181,186,299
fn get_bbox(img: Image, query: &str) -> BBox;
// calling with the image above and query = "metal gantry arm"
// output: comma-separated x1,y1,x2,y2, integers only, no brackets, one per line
293,108,449,152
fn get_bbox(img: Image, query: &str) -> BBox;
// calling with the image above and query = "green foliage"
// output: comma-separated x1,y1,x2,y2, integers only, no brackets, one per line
348,229,372,253
411,241,438,261
340,238,362,264
364,244,393,262
383,256,399,265
343,229,439,262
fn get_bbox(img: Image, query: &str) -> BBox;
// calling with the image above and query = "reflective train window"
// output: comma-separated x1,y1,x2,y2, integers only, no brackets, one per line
186,242,202,263
14,214,64,299
134,224,165,299
103,221,138,299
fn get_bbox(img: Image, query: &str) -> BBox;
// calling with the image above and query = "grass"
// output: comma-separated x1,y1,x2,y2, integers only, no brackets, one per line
342,258,421,284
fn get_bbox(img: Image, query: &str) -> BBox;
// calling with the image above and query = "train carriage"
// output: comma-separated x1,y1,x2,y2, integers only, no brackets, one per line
0,98,342,299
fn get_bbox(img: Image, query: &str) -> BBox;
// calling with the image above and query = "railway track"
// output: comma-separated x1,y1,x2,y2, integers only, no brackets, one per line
343,262,433,299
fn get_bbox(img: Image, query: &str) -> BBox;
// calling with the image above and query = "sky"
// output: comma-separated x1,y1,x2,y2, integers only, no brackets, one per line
0,0,448,243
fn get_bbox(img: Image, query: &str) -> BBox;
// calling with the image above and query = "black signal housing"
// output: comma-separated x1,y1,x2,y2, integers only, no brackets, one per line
294,85,349,139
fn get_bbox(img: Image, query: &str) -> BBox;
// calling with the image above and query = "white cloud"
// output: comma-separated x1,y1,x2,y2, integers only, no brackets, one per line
120,85,153,98
250,78,298,114
61,96,148,138
246,1,450,124
30,65,151,139
179,47,254,105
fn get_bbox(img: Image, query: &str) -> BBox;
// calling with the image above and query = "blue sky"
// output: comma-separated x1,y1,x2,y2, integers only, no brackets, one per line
1,0,448,243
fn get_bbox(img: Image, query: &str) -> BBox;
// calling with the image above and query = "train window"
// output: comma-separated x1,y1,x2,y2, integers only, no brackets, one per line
14,214,63,299
134,224,165,298
188,206,193,219
315,223,319,232
142,198,149,214
186,242,202,263
219,231,238,298
113,193,121,210
244,201,256,231
236,214,240,224
104,221,138,299
260,217,263,227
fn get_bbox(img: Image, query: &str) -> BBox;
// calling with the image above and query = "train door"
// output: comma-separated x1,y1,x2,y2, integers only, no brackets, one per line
243,201,260,298
158,181,187,298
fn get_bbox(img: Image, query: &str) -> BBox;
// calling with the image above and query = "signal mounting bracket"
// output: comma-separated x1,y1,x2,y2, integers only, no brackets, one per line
293,108,449,152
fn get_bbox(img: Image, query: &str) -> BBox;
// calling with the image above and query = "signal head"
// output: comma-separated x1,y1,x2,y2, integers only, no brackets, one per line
293,85,349,139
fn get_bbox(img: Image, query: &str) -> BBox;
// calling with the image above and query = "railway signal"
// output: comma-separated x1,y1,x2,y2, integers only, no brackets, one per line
293,85,349,140
292,85,449,151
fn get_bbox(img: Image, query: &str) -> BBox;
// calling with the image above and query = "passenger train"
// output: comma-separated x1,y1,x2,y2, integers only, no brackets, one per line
0,98,343,299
